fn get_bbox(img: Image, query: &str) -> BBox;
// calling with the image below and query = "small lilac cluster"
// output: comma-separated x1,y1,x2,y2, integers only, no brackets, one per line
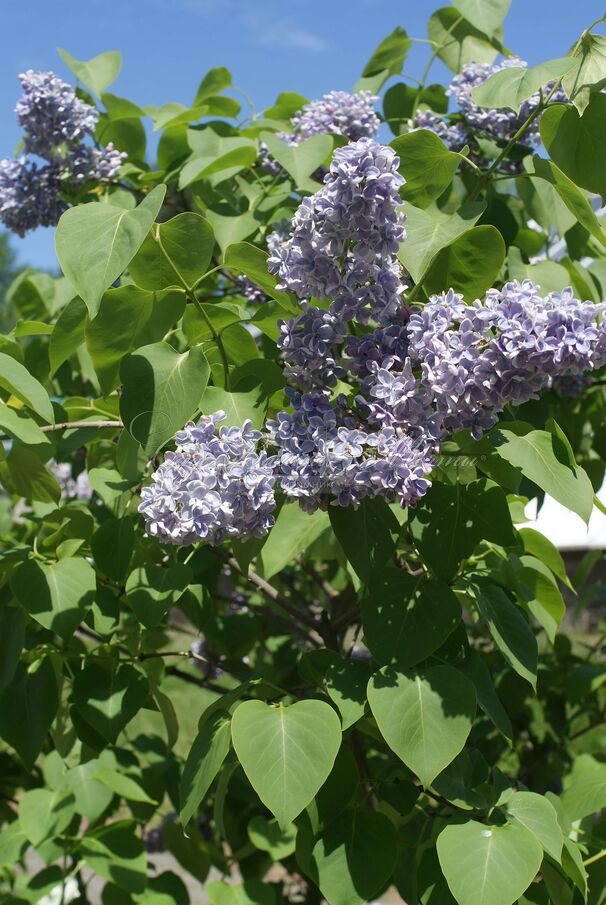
0,70,126,235
406,282,606,439
411,110,469,153
553,373,593,398
266,389,434,511
290,90,380,142
49,461,93,501
268,138,406,335
447,58,567,146
139,413,276,546
234,274,267,305
260,90,380,175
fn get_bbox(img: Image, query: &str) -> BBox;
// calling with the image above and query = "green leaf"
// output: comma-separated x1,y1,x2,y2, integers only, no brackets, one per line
0,605,25,692
120,341,210,456
64,758,114,821
86,286,154,393
0,402,50,446
473,57,574,110
514,566,566,643
260,133,333,190
224,242,297,310
562,32,606,112
200,385,266,431
206,880,277,905
0,658,58,767
505,791,563,862
194,66,232,104
473,580,538,689
325,658,371,730
231,699,342,827
518,527,572,590
368,665,476,787
308,809,397,905
0,821,28,869
0,352,54,423
453,0,511,34
410,479,517,581
363,571,461,669
330,497,400,584
55,185,166,317
392,130,460,208
462,652,512,740
19,788,76,847
540,93,606,196
491,422,594,524
258,506,329,580
2,444,60,503
398,201,485,282
422,225,505,300
49,297,88,376
80,821,147,894
205,209,259,256
561,753,606,820
125,563,192,629
91,517,135,583
129,213,215,291
179,710,232,825
437,820,543,905
91,768,156,804
72,661,148,743
180,144,257,188
11,558,96,639
427,8,502,72
361,26,411,77
58,48,122,96
531,156,606,249
507,248,571,295
248,816,297,861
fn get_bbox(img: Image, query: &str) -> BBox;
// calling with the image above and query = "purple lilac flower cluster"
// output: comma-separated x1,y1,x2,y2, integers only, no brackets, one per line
409,58,567,172
260,90,380,175
266,388,434,512
269,138,406,329
448,58,567,146
139,412,276,546
0,70,126,235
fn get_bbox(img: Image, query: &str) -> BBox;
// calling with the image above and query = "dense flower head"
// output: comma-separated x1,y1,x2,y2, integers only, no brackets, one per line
290,90,380,142
267,388,435,510
0,157,66,236
268,138,406,324
447,58,567,147
139,412,277,546
0,70,126,235
16,70,99,158
407,281,606,438
278,307,346,389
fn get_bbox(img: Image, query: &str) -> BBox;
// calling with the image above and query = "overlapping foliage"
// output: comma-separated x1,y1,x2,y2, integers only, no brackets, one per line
2,3,606,903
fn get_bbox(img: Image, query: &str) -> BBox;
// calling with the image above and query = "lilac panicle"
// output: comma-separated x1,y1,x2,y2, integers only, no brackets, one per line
16,70,99,159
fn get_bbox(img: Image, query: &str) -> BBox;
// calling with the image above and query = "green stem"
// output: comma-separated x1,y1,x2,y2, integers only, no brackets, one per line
467,79,565,202
584,847,606,868
411,15,463,122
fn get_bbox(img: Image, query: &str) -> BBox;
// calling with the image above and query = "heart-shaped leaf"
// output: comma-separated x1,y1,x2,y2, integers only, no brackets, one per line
231,700,341,827
56,185,166,317
72,662,148,743
125,563,192,628
11,558,96,639
368,665,476,787
260,132,333,190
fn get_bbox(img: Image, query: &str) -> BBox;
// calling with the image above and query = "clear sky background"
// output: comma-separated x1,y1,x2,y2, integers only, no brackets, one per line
1,0,604,271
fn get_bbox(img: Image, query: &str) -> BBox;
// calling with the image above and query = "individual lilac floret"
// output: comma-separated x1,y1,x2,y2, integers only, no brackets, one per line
290,90,380,142
268,138,406,324
49,461,93,500
267,388,435,511
139,412,276,546
0,157,66,236
15,70,99,158
448,59,567,147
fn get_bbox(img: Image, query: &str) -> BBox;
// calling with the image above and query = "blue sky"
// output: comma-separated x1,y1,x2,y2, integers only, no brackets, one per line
1,0,604,271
